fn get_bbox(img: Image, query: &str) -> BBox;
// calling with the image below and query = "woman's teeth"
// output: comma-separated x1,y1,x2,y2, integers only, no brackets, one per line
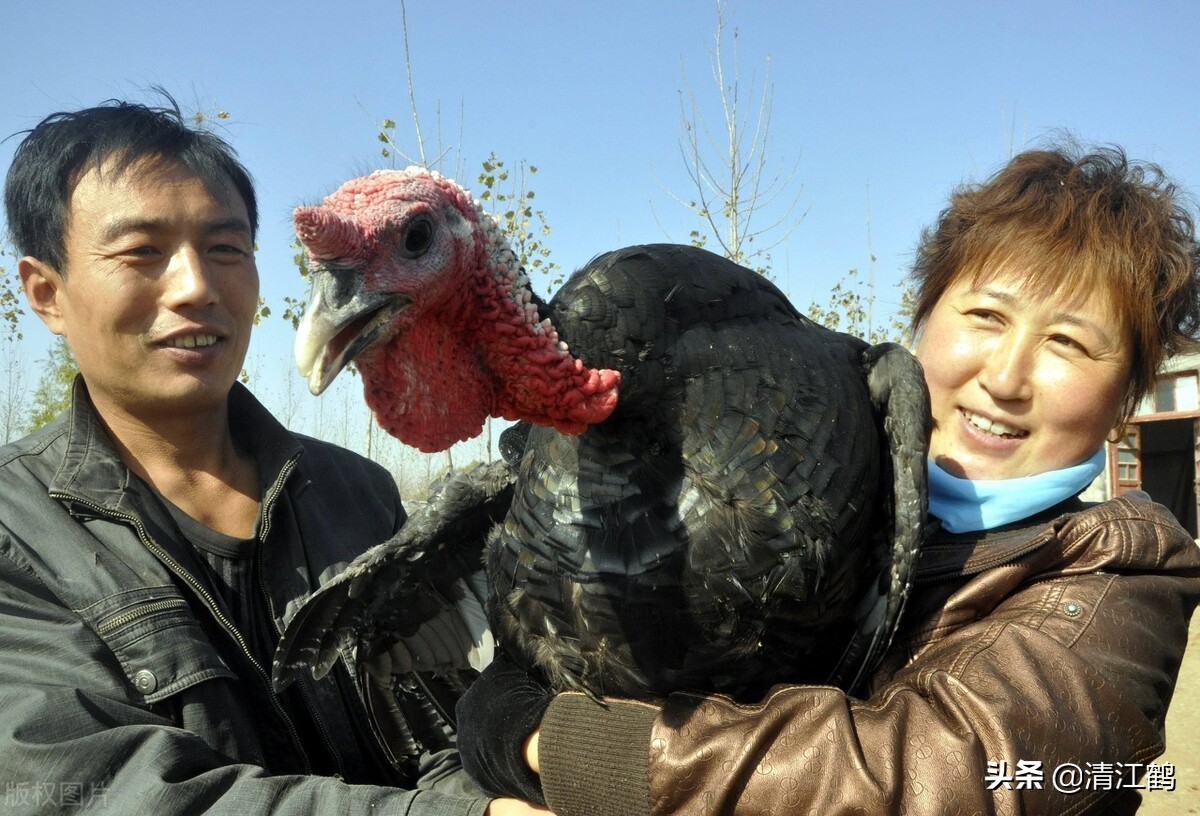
964,409,1026,438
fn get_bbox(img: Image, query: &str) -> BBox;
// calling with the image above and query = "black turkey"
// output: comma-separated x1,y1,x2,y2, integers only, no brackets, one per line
273,167,930,708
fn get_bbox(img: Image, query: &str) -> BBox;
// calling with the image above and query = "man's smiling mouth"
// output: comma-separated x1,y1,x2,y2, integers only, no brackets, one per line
162,334,220,349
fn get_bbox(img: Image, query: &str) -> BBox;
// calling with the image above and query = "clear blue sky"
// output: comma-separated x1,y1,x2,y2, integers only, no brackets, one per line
2,0,1198,464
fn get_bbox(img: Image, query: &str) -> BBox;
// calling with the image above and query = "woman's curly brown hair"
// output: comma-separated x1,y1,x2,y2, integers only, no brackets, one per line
911,143,1200,421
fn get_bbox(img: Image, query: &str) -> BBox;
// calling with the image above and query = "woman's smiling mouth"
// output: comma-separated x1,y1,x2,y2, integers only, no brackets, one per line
961,408,1029,439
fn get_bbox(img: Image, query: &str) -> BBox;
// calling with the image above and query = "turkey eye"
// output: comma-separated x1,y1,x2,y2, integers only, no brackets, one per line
402,217,434,258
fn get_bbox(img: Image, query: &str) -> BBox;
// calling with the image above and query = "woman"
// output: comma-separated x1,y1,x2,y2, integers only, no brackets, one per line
459,144,1200,815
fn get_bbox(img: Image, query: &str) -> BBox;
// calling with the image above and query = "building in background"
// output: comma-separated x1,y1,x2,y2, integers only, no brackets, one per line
1084,352,1200,536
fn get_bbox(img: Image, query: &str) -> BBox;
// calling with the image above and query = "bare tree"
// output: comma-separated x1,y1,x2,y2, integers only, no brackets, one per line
274,353,301,430
24,336,78,433
668,1,805,273
0,337,29,444
1,244,25,345
0,245,31,441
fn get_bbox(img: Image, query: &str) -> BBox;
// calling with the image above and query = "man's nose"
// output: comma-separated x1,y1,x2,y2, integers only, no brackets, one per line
164,247,218,308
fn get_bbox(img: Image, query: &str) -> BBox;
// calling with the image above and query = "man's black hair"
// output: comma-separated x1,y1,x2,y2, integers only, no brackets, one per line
4,90,258,272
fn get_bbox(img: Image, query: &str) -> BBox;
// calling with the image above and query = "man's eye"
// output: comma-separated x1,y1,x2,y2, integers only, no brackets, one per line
210,244,251,263
118,245,163,263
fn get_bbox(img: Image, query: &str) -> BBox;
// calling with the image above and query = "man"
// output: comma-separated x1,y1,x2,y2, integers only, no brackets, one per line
0,97,538,814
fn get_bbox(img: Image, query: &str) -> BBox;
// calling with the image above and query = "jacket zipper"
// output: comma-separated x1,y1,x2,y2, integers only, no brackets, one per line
96,597,189,636
254,456,348,779
912,531,1054,584
50,489,314,774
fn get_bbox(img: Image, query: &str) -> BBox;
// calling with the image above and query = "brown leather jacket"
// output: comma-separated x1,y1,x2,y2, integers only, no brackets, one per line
537,493,1200,815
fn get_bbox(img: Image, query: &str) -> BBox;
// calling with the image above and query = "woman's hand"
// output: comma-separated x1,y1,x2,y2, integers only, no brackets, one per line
456,652,554,802
486,798,554,815
523,729,540,774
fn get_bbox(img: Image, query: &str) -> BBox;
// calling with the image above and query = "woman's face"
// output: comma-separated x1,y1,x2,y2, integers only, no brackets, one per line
915,269,1131,480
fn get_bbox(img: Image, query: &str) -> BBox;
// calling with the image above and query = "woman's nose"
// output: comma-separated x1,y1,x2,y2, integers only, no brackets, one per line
978,335,1035,402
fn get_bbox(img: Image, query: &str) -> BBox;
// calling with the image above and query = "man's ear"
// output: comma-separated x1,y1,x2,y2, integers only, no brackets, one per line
19,257,67,336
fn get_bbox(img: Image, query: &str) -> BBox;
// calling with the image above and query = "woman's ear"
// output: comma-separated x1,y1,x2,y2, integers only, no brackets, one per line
1107,420,1128,446
19,256,67,336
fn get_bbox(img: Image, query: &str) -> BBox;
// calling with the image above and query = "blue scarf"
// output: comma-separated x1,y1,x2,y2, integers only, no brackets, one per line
927,448,1106,533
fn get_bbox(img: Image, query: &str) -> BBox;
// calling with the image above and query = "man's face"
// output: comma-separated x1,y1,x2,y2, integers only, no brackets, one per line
27,157,258,420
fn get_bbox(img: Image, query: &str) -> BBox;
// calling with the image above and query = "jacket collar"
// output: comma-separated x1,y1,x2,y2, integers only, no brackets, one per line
915,497,1087,580
50,377,305,520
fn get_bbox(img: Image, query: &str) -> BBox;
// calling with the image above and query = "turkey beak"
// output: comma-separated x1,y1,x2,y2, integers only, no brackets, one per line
295,284,412,395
